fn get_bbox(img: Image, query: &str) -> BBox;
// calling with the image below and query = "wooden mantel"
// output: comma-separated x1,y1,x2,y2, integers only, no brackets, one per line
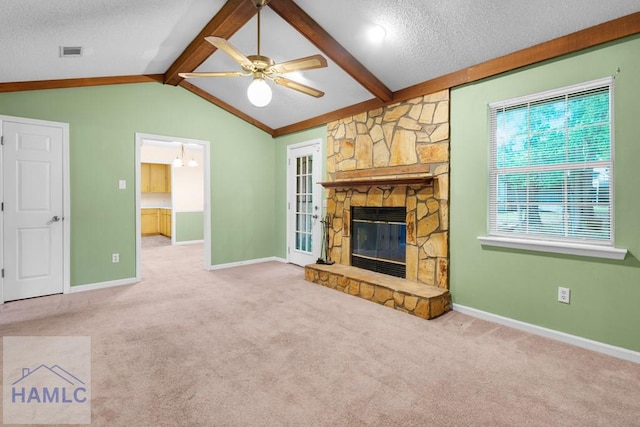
319,164,432,188
320,175,433,188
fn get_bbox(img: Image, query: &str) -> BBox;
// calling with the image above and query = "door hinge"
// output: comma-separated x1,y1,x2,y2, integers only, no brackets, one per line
1,269,4,278
288,246,290,254
288,202,290,210
1,202,3,212
0,135,3,145
288,158,291,166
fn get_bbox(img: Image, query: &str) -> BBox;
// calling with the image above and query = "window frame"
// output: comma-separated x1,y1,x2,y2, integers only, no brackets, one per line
479,77,627,260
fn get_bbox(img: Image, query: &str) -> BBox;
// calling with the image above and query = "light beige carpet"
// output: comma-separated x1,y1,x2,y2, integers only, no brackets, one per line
1,243,639,426
141,234,171,248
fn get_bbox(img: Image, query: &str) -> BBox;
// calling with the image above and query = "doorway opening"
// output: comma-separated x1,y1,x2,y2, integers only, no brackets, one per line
134,133,211,280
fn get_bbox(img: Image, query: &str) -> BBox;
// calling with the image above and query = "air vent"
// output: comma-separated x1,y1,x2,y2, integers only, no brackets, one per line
60,46,82,57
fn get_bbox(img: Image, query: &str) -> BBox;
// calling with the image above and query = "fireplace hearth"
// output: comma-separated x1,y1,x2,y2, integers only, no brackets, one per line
351,207,406,278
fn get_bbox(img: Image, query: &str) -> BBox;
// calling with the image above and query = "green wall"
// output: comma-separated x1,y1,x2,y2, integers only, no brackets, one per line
450,35,640,352
175,211,204,242
273,127,327,259
0,82,274,286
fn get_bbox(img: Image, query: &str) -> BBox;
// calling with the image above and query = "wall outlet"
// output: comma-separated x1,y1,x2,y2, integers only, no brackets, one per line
558,287,570,304
112,253,119,263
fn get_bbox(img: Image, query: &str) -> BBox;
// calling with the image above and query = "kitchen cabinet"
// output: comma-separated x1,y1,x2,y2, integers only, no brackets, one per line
141,163,151,192
141,208,171,237
159,209,172,238
141,163,171,193
141,208,159,236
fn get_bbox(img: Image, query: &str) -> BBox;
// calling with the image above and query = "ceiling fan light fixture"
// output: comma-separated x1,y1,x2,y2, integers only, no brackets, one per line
367,24,386,44
179,0,326,105
247,77,272,107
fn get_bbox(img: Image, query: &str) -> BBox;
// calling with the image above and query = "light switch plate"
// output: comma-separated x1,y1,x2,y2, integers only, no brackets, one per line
119,180,126,190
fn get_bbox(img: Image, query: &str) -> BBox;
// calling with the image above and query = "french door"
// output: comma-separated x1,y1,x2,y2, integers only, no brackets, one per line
287,140,322,266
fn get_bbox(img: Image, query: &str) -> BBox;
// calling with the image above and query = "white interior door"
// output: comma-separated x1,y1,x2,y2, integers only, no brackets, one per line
287,141,322,266
2,119,65,302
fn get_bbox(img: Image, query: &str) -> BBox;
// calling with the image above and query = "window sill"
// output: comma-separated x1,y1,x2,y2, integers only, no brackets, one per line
477,236,627,260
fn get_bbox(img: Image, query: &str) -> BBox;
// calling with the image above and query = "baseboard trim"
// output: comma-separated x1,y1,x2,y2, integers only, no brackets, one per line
209,256,287,270
173,239,204,246
68,277,138,293
453,303,640,364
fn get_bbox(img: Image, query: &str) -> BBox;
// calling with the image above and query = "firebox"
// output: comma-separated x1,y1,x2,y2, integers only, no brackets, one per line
351,207,406,278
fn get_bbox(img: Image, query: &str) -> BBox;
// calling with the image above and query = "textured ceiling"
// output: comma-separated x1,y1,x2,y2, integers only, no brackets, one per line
0,0,226,81
1,0,639,132
298,0,640,91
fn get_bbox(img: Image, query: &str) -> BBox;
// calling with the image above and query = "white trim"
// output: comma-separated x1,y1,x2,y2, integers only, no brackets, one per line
209,256,286,271
135,136,142,281
0,115,71,302
286,138,323,266
135,133,212,278
67,277,138,293
141,139,204,151
478,235,627,260
489,76,614,109
61,121,71,295
453,303,640,364
173,239,204,246
286,139,322,150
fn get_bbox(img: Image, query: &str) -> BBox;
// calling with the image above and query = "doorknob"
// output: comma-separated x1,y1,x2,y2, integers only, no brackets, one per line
47,215,62,225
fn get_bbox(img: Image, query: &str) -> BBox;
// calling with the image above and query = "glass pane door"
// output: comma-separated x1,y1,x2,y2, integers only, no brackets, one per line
295,155,313,253
287,140,321,267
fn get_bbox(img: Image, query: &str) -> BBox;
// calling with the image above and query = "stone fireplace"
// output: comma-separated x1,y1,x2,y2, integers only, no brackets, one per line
305,89,451,319
324,90,449,289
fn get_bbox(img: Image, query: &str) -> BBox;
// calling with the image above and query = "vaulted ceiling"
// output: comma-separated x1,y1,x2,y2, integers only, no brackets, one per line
1,1,639,136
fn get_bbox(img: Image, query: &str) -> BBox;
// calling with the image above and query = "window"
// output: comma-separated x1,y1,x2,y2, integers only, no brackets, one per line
488,78,614,246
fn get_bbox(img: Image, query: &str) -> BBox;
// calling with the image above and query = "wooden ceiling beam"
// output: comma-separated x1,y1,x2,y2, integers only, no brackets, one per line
267,0,393,102
164,0,257,86
0,74,163,93
271,98,384,137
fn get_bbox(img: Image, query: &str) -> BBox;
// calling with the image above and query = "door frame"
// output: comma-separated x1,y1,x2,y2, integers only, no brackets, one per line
286,138,323,265
0,115,71,303
134,133,211,279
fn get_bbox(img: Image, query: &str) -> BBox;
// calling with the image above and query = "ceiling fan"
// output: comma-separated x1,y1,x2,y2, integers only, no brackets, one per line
179,0,328,107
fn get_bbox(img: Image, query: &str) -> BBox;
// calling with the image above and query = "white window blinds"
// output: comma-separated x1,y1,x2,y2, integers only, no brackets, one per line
488,77,613,245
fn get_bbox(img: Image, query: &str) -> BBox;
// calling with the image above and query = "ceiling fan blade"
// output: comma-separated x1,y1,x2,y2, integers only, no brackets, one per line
178,71,248,78
269,54,328,74
273,77,325,98
205,36,254,69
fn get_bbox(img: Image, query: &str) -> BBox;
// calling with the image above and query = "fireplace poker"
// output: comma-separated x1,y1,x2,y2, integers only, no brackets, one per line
317,214,334,265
